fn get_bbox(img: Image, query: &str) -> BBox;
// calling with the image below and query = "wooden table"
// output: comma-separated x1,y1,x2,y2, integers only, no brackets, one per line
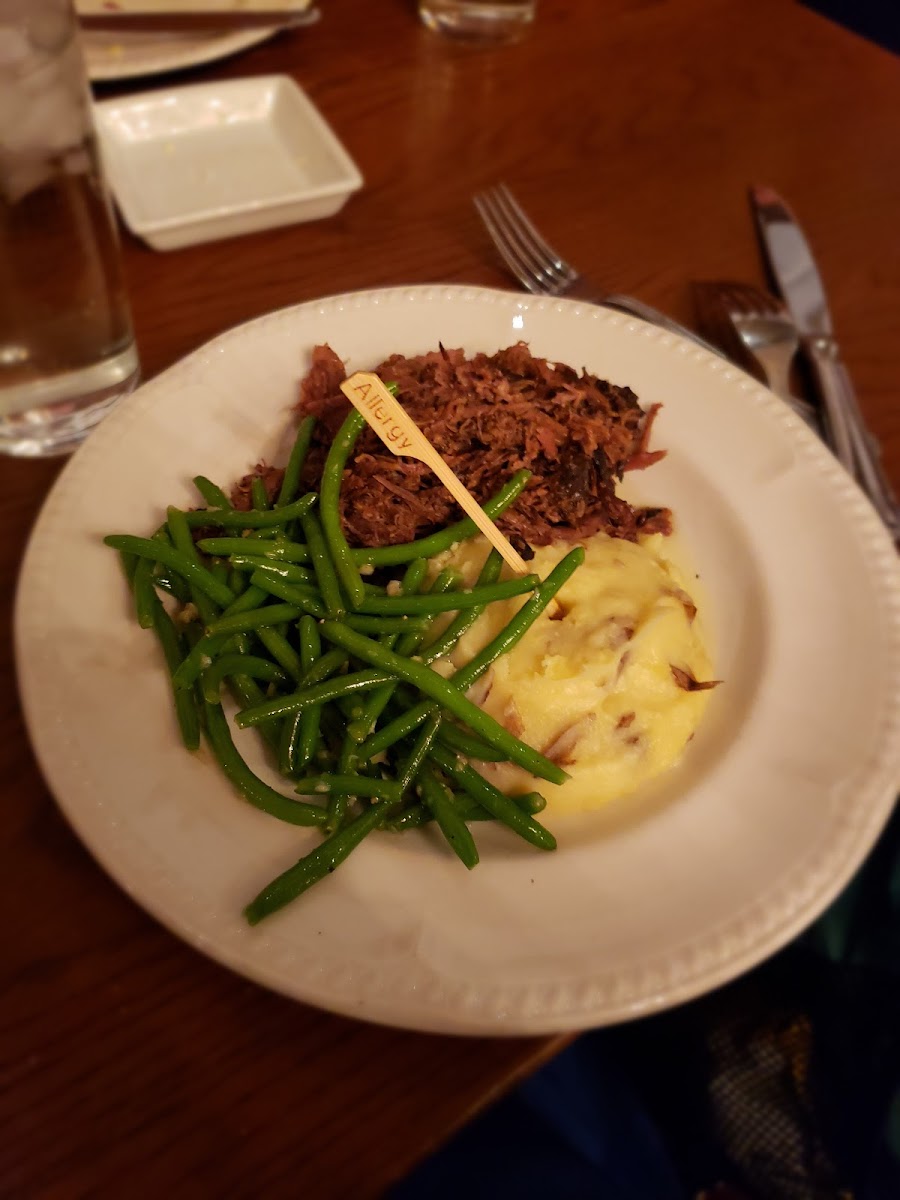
2,2,898,1195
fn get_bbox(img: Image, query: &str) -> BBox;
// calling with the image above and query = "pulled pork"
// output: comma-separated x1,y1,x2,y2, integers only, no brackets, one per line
292,343,671,548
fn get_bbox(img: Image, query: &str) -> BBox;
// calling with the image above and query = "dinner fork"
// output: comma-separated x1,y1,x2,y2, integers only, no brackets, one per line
692,280,819,430
473,183,723,357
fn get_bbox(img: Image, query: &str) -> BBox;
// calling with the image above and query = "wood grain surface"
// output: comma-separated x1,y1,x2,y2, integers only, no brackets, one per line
2,1,898,1196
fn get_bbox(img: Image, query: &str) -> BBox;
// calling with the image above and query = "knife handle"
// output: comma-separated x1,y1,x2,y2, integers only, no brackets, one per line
804,337,855,473
805,336,900,541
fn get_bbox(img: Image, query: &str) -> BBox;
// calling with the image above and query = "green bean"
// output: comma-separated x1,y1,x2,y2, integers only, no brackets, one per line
227,674,280,750
329,684,374,831
346,564,455,744
358,575,538,617
422,565,463,595
343,614,430,637
384,803,432,832
301,646,351,688
183,493,316,530
104,535,235,608
356,702,432,760
452,800,490,821
167,505,224,631
193,475,230,508
280,616,323,776
197,537,310,563
319,410,367,608
435,722,508,762
165,504,203,554
244,799,386,925
429,744,556,851
277,415,316,508
294,775,402,802
251,476,269,511
172,631,232,690
207,602,302,638
298,615,321,667
201,654,289,704
317,622,567,785
203,701,327,828
209,558,229,586
236,669,393,727
132,554,158,630
132,524,176,628
332,559,431,828
148,593,200,750
248,568,327,619
339,698,365,724
278,710,303,778
455,791,547,820
514,791,547,815
301,512,345,618
152,566,191,603
228,567,247,597
119,550,138,587
418,768,479,870
225,555,316,585
174,607,304,689
420,550,503,663
255,627,303,681
350,470,532,566
397,712,442,794
222,582,267,617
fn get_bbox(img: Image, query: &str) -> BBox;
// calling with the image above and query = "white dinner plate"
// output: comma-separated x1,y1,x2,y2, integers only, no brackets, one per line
76,0,317,83
82,26,277,82
15,286,900,1035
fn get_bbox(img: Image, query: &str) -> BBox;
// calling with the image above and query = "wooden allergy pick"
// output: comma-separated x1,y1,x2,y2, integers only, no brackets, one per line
339,372,531,576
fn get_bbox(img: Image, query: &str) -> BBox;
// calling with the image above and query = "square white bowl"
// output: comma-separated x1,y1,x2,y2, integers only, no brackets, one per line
94,75,363,251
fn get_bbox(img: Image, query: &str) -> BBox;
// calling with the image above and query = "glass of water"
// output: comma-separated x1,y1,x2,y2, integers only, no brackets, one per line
0,0,140,458
418,0,537,42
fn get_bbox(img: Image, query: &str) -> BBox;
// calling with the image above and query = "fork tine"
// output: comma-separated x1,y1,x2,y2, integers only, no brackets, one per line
724,282,757,316
474,191,542,294
491,184,576,292
722,280,782,318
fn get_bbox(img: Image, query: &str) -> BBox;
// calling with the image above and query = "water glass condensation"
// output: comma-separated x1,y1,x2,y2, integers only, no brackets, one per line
0,0,139,457
418,0,537,42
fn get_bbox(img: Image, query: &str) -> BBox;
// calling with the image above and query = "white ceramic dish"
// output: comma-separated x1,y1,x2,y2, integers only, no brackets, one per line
94,76,362,250
15,286,900,1035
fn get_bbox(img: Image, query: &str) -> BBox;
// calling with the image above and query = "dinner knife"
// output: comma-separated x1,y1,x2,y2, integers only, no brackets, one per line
751,186,900,538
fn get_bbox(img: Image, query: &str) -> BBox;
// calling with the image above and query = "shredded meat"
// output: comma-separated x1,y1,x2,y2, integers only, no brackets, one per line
292,343,672,548
230,463,285,511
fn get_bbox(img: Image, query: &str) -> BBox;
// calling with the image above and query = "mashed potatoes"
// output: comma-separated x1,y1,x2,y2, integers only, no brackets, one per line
438,534,716,813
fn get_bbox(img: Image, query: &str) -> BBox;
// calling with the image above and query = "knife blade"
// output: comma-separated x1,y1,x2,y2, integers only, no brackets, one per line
751,185,900,539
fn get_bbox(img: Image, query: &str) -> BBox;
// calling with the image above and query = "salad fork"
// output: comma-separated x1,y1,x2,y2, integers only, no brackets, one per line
473,183,723,357
692,281,819,430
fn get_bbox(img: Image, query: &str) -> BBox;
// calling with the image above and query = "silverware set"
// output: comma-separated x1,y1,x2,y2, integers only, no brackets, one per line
474,183,900,542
